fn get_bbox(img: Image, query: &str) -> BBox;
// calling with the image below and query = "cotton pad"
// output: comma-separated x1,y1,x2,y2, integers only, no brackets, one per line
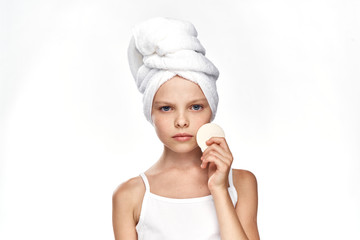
196,123,225,152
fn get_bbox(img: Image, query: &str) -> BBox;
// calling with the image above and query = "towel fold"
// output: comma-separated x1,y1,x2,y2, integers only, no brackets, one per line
128,17,219,125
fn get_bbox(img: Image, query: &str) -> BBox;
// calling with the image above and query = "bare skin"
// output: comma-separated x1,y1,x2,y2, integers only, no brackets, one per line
113,76,260,239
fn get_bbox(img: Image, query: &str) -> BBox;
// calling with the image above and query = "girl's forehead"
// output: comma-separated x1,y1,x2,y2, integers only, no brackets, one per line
157,77,202,93
155,84,204,100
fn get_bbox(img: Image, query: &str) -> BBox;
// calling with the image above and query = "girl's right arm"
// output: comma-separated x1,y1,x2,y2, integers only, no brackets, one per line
112,178,142,240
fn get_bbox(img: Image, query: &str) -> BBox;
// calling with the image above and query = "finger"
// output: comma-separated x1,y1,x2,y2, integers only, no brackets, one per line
201,147,232,166
201,155,228,171
201,154,229,171
203,138,233,163
202,150,224,166
206,137,232,153
203,143,232,162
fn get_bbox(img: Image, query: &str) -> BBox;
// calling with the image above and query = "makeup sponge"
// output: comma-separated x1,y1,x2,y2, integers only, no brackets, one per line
196,123,225,152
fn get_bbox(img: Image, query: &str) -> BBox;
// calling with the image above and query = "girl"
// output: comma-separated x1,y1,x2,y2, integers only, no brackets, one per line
113,17,259,240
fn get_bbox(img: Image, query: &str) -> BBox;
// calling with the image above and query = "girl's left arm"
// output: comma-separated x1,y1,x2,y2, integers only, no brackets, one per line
201,137,260,240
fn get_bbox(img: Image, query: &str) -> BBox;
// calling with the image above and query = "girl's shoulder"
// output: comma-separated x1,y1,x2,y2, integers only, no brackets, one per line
113,175,145,199
232,168,257,182
112,175,146,222
231,168,258,196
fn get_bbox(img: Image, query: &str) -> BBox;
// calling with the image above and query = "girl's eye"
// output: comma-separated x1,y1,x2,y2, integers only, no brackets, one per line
160,106,172,112
191,104,203,111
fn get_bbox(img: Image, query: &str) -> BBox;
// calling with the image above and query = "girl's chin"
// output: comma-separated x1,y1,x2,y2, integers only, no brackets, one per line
165,144,200,153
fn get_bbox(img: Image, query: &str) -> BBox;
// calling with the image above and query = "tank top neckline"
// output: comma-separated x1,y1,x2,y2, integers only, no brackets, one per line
139,168,235,203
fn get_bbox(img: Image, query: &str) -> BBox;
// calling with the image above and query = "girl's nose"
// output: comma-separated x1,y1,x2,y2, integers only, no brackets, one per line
175,113,189,128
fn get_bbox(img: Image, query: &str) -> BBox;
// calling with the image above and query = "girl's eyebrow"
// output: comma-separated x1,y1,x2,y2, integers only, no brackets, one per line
153,98,207,106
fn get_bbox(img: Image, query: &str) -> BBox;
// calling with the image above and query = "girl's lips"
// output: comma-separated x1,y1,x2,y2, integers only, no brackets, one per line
172,133,193,142
173,136,193,142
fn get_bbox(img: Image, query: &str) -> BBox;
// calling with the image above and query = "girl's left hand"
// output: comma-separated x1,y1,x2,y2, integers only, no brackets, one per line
200,137,234,193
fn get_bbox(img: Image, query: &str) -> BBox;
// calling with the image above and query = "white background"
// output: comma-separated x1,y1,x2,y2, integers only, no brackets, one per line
1,0,359,239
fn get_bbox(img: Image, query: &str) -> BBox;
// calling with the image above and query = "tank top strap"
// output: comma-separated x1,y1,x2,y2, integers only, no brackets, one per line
139,172,150,192
228,168,238,206
228,168,234,188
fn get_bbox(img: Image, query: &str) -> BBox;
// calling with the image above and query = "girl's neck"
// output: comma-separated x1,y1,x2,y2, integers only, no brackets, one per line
157,145,203,170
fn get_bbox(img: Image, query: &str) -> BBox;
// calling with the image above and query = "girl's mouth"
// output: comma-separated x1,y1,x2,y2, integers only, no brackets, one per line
172,133,193,141
173,136,193,141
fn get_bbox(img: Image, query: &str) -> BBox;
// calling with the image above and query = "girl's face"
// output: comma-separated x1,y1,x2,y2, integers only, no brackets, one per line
151,76,212,153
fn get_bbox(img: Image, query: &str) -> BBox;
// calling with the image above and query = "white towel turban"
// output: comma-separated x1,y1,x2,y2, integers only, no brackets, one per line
127,17,219,125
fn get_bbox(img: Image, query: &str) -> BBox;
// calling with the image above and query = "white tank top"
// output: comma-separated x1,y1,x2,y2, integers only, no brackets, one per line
136,168,238,240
